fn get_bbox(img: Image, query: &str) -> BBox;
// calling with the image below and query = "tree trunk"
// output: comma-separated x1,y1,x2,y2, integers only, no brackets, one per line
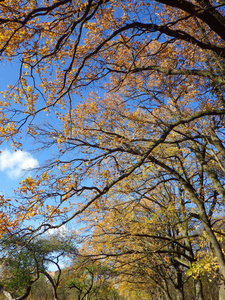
176,270,184,300
200,211,225,282
162,287,172,300
176,289,184,300
219,279,225,300
1,289,13,300
194,278,204,300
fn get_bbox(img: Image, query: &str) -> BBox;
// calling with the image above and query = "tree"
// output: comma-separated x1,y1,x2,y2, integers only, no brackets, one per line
83,178,211,300
29,276,54,300
0,232,77,300
0,0,225,299
61,258,123,300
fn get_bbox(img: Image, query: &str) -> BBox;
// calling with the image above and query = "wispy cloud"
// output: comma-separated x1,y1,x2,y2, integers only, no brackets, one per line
0,149,39,179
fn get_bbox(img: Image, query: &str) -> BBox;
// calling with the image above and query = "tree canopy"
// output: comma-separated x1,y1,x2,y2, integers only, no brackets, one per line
0,0,225,299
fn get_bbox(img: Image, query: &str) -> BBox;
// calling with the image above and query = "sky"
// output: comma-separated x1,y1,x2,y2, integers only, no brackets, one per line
0,148,38,180
0,59,85,230
0,61,41,197
0,149,39,192
0,58,76,270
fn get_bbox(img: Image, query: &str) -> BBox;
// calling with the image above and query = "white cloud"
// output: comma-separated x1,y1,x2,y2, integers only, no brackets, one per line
47,225,67,236
0,149,39,179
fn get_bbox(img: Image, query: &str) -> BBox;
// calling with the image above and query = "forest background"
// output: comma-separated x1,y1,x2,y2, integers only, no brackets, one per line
0,0,224,299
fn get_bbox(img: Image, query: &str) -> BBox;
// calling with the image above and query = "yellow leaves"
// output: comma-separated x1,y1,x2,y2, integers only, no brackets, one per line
84,21,97,31
0,122,17,139
28,211,36,218
27,126,36,136
57,135,64,144
102,169,110,179
0,195,21,237
19,176,40,194
187,255,218,279
41,171,49,180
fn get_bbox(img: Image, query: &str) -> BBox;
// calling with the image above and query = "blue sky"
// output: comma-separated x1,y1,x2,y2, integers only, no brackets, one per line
0,59,85,234
0,61,40,197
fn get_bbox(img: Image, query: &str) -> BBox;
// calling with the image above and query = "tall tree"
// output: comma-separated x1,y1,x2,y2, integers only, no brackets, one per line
83,178,209,300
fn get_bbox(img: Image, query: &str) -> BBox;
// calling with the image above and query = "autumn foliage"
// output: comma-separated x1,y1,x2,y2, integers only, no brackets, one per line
0,0,225,299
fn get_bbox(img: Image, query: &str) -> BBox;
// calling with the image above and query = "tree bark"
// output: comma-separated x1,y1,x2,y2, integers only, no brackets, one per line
176,269,184,300
176,289,184,300
1,289,13,300
194,278,204,300
0,285,33,300
219,279,225,300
